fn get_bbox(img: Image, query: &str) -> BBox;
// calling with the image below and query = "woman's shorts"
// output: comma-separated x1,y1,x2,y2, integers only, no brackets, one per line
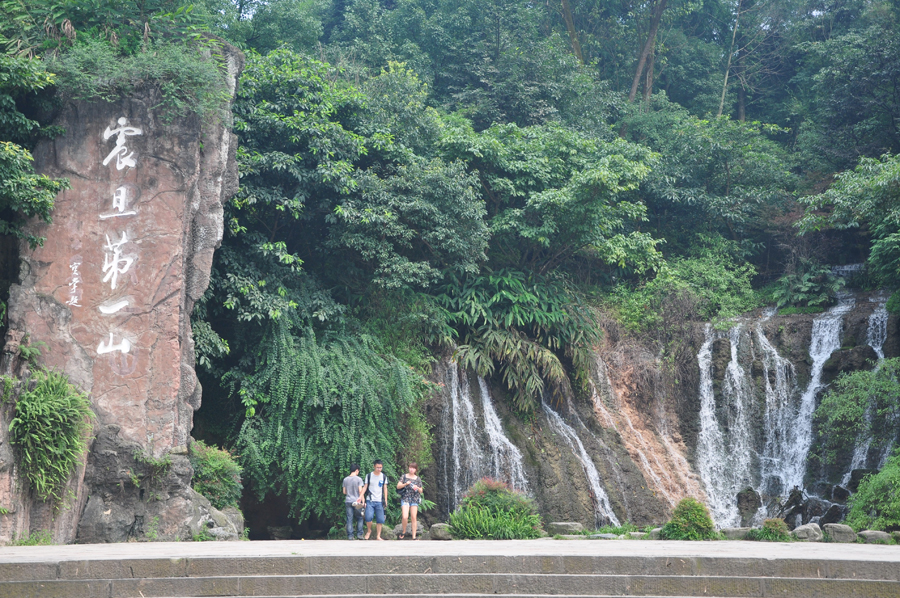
401,500,420,508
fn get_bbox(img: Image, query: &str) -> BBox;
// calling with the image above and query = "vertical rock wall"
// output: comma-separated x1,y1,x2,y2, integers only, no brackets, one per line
0,45,244,544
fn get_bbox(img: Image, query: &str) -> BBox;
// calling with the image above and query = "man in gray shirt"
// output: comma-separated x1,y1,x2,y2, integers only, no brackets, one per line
342,463,365,540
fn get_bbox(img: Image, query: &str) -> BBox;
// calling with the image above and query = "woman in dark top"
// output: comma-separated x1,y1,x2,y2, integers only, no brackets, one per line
396,462,424,539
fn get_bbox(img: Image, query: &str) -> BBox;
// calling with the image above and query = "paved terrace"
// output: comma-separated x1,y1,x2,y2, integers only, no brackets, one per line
2,538,898,563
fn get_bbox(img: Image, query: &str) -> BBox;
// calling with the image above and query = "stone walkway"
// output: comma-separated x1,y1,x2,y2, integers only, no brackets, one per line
1,538,898,564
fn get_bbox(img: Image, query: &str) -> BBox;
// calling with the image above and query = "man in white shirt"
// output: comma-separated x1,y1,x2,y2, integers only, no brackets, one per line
360,460,388,540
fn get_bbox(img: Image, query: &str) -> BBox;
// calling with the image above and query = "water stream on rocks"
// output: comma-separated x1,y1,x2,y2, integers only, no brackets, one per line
541,396,621,527
843,297,888,484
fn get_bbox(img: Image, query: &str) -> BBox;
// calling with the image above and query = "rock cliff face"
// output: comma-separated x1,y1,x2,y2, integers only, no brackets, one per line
0,45,244,544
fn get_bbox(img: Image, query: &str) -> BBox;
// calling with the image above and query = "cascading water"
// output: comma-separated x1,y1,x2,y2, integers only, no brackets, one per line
477,377,529,493
782,294,855,491
756,309,800,498
438,362,530,514
541,397,621,527
696,323,758,527
696,295,855,526
843,297,891,481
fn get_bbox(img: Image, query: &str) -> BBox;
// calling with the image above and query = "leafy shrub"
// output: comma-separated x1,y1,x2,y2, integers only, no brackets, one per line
48,36,231,121
189,440,243,510
431,269,601,413
845,450,900,532
448,478,543,539
660,497,718,540
609,236,760,331
887,290,900,315
776,305,825,315
8,530,52,546
813,359,900,465
746,518,792,542
8,369,95,503
770,257,844,309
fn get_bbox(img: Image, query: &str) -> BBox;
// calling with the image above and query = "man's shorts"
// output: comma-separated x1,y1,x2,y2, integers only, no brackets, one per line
364,501,385,524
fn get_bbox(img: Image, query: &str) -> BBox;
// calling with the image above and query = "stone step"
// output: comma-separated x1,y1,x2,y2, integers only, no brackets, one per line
2,573,899,598
5,555,899,582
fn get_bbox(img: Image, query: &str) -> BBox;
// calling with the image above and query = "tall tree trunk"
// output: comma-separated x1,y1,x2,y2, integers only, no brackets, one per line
628,0,668,103
717,0,743,117
642,50,656,104
560,0,585,64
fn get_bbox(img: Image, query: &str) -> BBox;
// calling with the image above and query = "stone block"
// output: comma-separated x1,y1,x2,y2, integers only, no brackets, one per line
791,523,823,542
721,527,752,540
893,531,900,544
546,521,584,535
858,530,893,544
647,527,662,540
822,523,857,543
430,523,452,540
587,533,619,539
627,531,647,539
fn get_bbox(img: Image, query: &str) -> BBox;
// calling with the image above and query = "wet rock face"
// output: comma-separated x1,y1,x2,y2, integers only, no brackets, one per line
0,46,243,544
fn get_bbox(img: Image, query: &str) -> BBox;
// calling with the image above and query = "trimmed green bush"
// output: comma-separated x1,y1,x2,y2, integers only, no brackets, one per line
746,518,792,542
448,478,543,539
8,369,95,503
189,440,243,511
845,450,900,532
660,497,718,540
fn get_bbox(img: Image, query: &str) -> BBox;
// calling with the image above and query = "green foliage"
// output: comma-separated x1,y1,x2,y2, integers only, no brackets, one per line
887,290,900,315
448,478,543,539
845,450,900,532
8,530,52,546
813,358,900,464
48,36,231,121
189,440,243,510
660,497,718,540
776,306,825,316
609,236,760,330
770,258,844,309
800,153,900,289
235,321,427,524
8,369,94,503
0,55,67,249
431,269,600,413
746,518,793,542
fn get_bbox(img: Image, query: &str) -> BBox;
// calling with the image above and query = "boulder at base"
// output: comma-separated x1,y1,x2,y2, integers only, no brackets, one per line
430,523,452,540
721,527,751,540
791,523,823,542
546,522,585,535
822,523,857,543
858,530,892,544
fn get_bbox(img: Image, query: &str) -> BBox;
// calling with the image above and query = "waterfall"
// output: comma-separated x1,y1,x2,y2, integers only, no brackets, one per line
756,309,800,498
843,297,890,482
439,362,530,514
696,323,758,527
477,377,529,493
541,396,620,527
782,294,855,491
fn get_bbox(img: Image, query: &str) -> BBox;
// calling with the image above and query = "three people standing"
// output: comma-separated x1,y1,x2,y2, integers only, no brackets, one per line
345,459,424,540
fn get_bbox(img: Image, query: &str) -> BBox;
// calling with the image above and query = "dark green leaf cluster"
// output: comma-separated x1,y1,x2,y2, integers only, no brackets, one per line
448,477,543,539
845,450,900,532
234,321,427,523
660,497,718,540
431,269,599,412
769,258,844,309
189,439,243,510
8,369,95,503
813,358,900,465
